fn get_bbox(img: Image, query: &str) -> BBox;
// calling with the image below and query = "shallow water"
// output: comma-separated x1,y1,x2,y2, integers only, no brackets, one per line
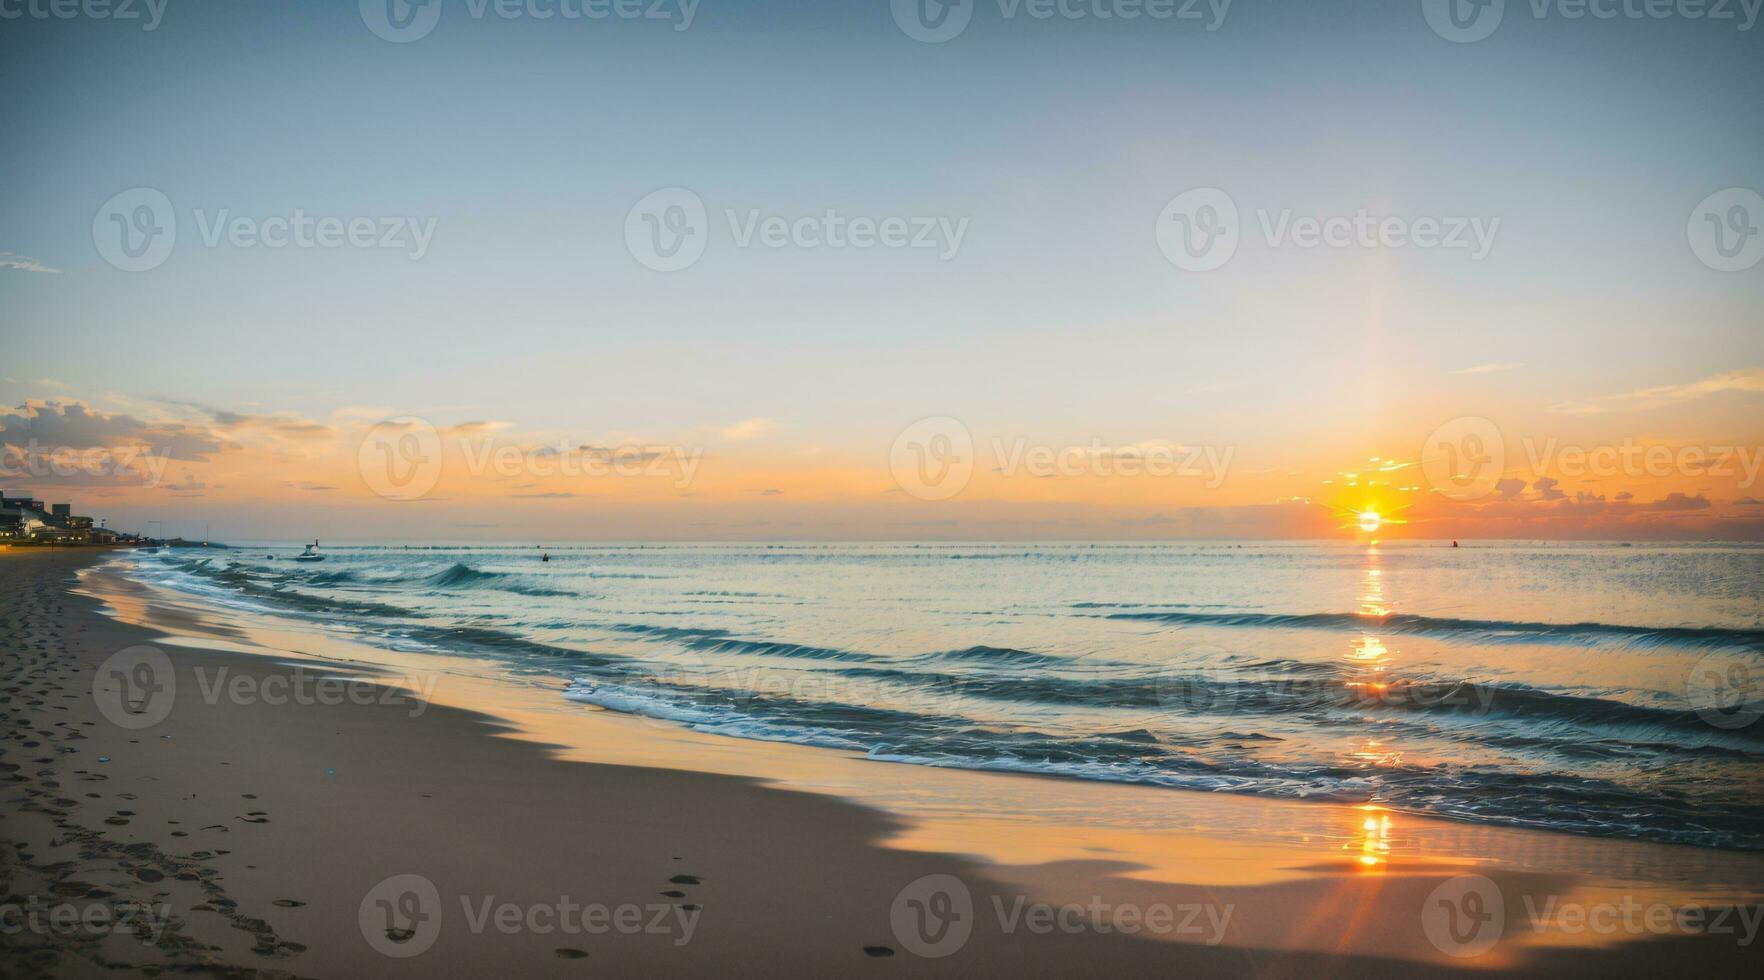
119,541,1764,851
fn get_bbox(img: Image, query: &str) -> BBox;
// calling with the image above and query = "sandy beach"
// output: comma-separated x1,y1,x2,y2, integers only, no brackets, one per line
0,548,1755,978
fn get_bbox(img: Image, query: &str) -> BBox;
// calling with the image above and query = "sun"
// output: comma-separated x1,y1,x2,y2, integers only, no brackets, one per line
1357,509,1384,533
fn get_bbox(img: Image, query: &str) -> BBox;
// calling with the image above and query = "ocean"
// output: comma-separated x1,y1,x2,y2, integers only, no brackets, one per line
116,541,1764,851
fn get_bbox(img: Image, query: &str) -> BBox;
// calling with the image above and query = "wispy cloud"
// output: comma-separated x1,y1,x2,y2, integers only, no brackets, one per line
717,417,775,441
1451,362,1525,376
0,252,61,274
1549,368,1764,416
158,399,336,440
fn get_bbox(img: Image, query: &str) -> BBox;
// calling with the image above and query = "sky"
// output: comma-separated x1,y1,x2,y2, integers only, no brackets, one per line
2,0,1762,541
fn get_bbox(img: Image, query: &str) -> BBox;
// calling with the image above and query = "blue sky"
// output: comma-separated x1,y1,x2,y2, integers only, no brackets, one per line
2,1,1761,539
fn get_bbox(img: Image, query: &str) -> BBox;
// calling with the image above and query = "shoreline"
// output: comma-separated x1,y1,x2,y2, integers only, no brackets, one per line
3,550,1759,977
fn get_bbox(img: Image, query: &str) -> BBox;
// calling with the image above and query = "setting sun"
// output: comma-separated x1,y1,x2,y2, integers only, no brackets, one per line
1357,510,1384,533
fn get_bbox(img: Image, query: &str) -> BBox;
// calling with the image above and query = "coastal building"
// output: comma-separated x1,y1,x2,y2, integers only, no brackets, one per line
0,491,98,545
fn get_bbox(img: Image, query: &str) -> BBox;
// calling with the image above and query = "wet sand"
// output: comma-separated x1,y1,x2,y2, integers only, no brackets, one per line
2,549,1760,977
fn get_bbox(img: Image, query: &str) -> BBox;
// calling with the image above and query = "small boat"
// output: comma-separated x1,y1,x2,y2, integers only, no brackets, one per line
295,540,325,562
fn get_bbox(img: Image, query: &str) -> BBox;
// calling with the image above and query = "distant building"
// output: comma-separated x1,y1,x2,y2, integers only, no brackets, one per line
0,491,96,545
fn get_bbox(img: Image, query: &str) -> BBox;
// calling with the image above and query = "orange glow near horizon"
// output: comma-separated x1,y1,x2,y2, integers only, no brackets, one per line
4,393,1760,541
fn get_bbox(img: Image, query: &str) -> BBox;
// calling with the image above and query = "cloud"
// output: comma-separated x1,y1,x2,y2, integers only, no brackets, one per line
0,400,227,460
446,421,509,435
160,400,336,440
1647,492,1711,512
1548,368,1764,416
1532,476,1564,501
717,417,775,441
1451,362,1525,375
1494,477,1526,499
0,252,61,274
